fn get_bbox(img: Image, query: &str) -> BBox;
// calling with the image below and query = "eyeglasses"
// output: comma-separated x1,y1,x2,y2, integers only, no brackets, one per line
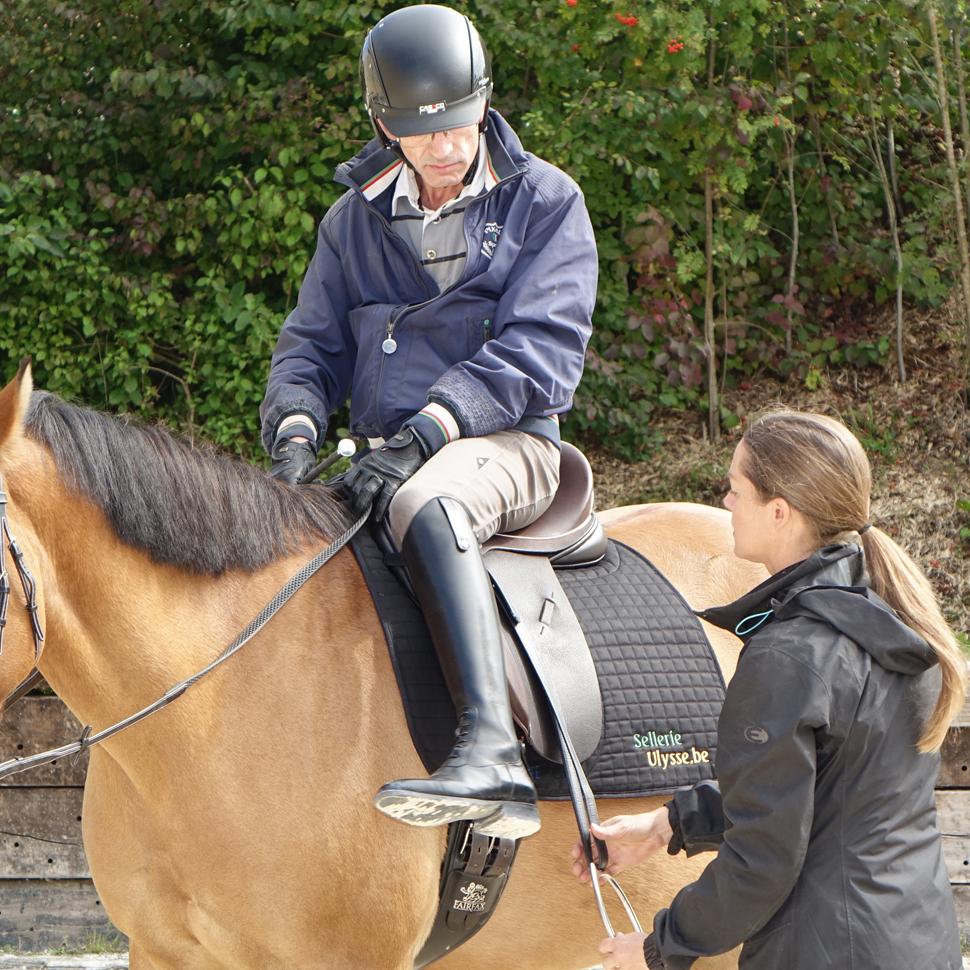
389,124,479,147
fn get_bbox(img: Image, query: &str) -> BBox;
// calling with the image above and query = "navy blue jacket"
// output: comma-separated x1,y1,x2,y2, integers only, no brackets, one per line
259,111,597,451
655,544,960,970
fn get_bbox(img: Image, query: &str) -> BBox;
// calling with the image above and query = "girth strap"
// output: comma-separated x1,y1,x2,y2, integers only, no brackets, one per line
414,824,518,968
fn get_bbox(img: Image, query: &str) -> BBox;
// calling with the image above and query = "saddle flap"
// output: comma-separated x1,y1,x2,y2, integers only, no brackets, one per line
486,549,603,764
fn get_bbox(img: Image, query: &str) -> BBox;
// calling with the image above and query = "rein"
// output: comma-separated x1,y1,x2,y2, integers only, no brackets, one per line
0,473,368,781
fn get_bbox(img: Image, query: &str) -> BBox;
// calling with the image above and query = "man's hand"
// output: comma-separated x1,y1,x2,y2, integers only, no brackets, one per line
270,437,317,485
570,809,673,883
343,426,430,521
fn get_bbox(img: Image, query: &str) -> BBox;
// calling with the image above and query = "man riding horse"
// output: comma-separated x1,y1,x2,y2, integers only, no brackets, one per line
260,4,597,841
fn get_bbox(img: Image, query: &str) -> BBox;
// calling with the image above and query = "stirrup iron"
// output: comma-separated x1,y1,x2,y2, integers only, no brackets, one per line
589,862,643,937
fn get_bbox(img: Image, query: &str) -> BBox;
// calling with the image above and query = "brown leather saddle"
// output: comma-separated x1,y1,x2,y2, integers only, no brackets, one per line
482,441,607,564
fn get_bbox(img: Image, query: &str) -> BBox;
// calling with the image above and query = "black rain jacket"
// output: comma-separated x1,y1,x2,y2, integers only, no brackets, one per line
653,543,961,970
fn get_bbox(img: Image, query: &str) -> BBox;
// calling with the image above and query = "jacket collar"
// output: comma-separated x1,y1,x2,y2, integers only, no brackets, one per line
698,543,864,641
334,109,526,203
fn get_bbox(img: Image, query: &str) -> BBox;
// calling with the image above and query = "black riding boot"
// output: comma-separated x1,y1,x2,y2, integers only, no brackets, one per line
373,497,540,840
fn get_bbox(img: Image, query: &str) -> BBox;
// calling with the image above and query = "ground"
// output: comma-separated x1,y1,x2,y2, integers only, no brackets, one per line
586,299,970,638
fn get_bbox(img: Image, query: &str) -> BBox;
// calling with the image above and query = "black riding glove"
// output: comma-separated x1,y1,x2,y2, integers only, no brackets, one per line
643,933,666,970
269,438,317,485
342,426,430,522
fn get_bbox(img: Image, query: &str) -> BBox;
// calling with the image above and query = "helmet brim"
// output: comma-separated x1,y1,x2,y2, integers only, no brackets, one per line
372,89,490,138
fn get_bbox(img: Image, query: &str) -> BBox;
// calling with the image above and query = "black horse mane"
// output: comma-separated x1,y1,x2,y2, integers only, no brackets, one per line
24,392,352,575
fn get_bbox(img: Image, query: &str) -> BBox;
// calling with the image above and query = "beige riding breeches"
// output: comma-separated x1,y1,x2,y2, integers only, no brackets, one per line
386,431,561,548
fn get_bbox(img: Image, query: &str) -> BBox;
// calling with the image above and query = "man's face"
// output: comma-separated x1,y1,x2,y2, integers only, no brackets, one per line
380,120,481,191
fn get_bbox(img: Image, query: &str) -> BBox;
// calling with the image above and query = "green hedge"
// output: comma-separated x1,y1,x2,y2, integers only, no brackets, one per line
0,0,962,457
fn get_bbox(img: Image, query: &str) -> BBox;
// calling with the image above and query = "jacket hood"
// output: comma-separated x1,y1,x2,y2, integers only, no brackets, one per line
699,544,936,676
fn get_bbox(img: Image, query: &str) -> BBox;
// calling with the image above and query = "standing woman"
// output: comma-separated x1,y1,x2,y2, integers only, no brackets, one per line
574,410,966,970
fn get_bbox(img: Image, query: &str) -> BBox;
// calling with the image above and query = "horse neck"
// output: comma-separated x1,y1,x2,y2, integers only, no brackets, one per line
19,469,348,737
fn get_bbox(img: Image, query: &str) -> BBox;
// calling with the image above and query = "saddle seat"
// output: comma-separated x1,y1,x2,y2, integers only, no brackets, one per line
483,442,607,568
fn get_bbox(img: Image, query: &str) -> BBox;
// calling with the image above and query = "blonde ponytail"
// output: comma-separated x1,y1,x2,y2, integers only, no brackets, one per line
860,528,966,752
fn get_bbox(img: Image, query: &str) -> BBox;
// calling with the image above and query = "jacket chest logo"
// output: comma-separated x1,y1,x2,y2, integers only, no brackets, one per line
481,221,503,259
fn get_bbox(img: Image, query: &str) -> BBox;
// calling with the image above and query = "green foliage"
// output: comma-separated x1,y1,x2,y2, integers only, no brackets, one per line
843,403,899,459
49,929,127,956
0,0,962,458
958,499,970,544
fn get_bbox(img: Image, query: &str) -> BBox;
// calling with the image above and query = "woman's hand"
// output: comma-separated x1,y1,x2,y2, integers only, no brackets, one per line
570,808,674,883
598,931,651,969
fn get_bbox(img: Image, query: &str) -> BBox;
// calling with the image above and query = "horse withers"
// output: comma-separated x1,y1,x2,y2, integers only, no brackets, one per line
0,362,763,970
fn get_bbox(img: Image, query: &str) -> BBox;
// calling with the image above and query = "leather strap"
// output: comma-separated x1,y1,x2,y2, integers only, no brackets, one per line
489,579,646,938
488,574,608,872
0,668,44,715
414,823,519,968
0,478,45,666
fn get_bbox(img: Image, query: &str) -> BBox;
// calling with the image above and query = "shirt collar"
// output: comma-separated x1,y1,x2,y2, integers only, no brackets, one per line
392,137,495,223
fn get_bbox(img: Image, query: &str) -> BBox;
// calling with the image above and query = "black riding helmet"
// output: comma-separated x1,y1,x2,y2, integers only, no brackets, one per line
360,4,492,146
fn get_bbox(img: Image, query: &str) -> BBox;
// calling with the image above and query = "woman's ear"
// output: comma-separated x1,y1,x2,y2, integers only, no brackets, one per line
768,495,795,529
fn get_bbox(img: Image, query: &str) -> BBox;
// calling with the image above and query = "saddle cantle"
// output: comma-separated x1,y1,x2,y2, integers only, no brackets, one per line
482,441,608,566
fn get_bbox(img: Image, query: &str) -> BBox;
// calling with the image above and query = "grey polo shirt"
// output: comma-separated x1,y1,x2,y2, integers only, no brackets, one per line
390,139,494,292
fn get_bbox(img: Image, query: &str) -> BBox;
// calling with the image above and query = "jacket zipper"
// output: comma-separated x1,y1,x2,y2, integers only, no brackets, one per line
356,166,524,431
380,191,490,343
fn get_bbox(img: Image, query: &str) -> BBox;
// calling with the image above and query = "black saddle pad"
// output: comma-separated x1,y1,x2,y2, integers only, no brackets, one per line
351,531,725,799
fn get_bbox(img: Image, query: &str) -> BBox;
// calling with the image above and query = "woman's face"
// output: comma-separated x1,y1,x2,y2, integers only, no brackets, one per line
723,441,776,568
723,440,817,573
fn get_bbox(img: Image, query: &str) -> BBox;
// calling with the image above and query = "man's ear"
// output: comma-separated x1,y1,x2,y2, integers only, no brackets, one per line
0,358,33,451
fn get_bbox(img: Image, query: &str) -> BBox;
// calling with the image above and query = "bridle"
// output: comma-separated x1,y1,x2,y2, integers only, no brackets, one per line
0,476,46,710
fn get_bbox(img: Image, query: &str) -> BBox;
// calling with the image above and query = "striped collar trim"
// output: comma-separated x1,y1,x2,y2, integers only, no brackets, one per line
360,159,405,202
484,150,499,190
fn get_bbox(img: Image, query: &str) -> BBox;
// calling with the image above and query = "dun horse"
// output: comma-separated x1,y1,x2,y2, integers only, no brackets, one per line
0,364,764,969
